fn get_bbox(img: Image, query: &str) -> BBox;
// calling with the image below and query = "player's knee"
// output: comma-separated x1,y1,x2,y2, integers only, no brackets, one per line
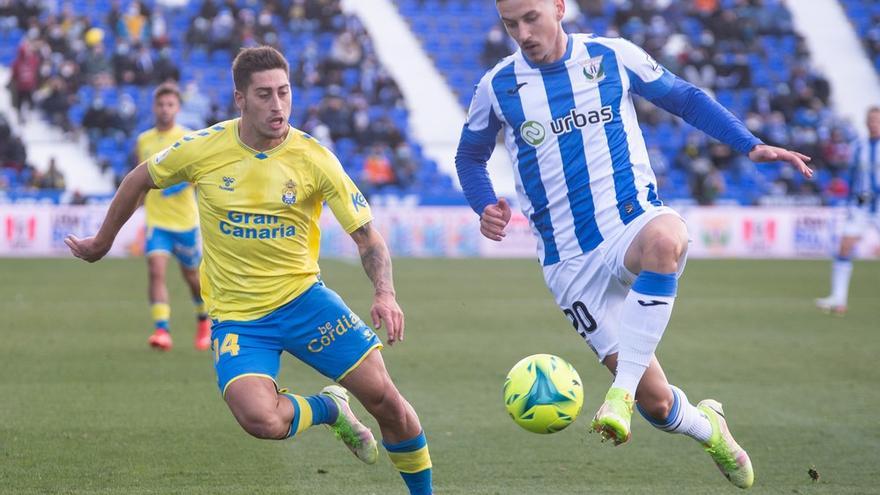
644,234,684,271
239,411,288,440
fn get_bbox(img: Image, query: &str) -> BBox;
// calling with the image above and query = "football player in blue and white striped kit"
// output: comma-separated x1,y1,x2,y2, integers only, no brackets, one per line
816,107,880,315
455,0,813,488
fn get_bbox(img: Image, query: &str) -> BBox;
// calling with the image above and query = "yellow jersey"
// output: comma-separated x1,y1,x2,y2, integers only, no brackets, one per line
137,124,199,231
146,119,373,322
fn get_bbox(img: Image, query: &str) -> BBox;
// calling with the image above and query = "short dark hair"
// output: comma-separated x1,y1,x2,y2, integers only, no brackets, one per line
153,82,181,103
868,106,880,115
232,46,290,91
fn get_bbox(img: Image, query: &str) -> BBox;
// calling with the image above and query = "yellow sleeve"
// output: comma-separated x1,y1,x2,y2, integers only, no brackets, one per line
314,146,373,233
146,134,197,188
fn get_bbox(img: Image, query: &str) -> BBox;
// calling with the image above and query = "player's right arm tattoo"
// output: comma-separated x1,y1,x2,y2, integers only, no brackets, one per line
350,222,396,296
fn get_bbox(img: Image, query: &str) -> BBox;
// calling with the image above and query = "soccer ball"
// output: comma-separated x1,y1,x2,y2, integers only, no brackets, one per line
503,354,584,434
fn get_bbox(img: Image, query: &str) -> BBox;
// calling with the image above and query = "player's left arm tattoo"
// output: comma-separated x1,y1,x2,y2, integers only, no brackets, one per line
350,222,396,296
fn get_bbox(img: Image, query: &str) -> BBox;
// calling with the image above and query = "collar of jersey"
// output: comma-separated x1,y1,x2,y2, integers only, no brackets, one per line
233,118,293,158
520,34,573,70
155,124,183,136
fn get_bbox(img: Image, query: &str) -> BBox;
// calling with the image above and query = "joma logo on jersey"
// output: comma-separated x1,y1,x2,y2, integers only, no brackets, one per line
520,106,614,147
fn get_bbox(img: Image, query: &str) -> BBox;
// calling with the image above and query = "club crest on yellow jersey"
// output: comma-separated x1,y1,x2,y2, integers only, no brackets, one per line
282,180,297,205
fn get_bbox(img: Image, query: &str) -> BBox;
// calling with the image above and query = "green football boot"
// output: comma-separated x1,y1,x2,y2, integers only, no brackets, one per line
321,385,379,465
697,399,754,489
591,387,634,446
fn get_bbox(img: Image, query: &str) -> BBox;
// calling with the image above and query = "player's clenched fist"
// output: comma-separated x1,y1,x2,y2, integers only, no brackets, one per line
480,198,512,241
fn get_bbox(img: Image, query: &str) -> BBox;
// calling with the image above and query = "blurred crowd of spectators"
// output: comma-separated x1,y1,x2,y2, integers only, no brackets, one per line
0,113,66,192
5,0,181,135
183,0,419,192
2,0,422,196
479,0,858,205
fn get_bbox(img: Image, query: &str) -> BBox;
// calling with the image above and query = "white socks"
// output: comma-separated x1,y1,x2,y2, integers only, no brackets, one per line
830,257,853,305
612,271,677,397
638,385,713,443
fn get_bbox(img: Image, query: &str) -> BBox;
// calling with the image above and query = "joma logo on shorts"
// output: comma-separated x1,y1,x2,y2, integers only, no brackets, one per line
308,312,363,352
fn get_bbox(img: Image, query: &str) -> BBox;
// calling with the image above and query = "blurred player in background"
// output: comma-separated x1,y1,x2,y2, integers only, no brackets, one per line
456,0,813,489
66,46,433,495
816,106,880,315
137,82,211,351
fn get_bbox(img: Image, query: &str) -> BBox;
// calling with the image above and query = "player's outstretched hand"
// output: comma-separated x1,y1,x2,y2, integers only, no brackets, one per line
65,235,111,263
371,291,405,346
749,144,813,179
480,198,512,241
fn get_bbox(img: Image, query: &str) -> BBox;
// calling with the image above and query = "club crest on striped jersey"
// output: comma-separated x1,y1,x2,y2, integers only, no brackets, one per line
282,180,297,205
581,55,605,83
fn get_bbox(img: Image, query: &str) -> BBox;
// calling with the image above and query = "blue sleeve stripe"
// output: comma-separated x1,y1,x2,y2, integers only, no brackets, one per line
632,271,677,297
455,124,499,215
628,69,675,100
161,182,189,197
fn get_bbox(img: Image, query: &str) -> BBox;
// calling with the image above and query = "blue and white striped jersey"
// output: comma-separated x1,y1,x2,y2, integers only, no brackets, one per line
848,138,879,208
465,34,675,265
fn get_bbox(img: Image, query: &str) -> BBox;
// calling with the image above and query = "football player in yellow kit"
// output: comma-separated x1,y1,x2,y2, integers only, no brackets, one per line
66,46,433,495
136,83,210,351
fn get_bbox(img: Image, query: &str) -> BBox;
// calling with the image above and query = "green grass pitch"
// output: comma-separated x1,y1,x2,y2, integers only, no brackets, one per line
1,258,878,494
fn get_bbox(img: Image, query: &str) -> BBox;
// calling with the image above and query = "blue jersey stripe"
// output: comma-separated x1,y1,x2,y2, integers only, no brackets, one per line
586,42,645,224
491,62,560,265
646,182,662,206
538,65,603,252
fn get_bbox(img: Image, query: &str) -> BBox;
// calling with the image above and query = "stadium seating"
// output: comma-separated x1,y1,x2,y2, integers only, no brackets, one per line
839,0,880,74
397,0,845,205
3,0,459,203
0,0,856,206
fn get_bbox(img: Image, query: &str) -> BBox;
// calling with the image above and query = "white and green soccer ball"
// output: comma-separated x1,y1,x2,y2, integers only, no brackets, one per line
503,354,584,434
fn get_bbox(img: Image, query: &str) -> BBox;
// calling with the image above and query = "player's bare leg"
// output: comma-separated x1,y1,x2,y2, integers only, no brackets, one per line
147,254,172,350
180,264,210,350
225,376,298,439
592,213,687,443
816,235,858,315
224,375,363,454
341,349,432,494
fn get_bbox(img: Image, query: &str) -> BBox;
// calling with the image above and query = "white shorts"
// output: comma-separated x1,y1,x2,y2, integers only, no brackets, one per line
542,206,687,363
842,203,880,237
